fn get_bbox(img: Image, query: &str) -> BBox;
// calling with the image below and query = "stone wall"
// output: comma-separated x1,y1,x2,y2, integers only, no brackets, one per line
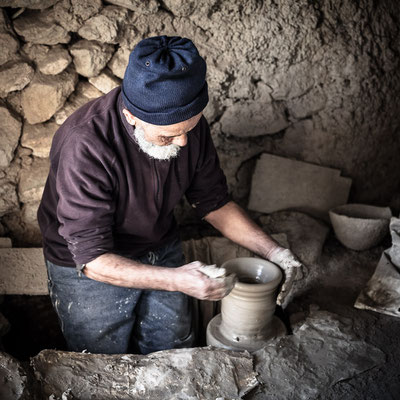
0,0,399,245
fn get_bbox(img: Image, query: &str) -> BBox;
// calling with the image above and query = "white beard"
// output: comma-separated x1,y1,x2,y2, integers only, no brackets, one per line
133,126,181,161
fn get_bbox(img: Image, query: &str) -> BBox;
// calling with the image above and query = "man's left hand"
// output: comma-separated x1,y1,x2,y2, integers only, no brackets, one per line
268,247,302,306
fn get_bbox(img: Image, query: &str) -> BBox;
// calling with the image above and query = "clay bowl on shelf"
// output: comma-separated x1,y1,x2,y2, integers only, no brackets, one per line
329,204,392,251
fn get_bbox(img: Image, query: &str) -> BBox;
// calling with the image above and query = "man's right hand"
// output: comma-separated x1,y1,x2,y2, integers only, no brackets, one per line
173,261,236,301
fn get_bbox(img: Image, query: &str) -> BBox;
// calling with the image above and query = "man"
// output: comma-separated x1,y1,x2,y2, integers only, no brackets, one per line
38,35,300,355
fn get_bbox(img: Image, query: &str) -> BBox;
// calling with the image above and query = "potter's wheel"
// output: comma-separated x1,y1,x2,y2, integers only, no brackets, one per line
206,314,287,352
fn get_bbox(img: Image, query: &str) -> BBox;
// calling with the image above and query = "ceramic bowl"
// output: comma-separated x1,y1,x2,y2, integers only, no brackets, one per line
329,204,392,251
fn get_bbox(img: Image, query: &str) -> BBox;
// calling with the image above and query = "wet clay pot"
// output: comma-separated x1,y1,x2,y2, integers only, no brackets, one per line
206,257,286,351
329,204,392,251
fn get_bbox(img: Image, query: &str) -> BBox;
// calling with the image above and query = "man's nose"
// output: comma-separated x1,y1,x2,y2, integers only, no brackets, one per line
172,133,188,147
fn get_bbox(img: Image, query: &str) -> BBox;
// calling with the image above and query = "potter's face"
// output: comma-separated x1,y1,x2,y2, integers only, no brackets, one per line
123,109,202,161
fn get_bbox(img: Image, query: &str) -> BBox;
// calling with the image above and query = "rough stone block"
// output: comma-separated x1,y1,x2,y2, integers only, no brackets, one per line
21,42,49,62
254,309,385,399
107,46,131,79
54,81,103,125
52,0,103,32
36,46,72,75
18,157,50,203
32,348,258,399
0,248,47,295
105,0,159,14
0,103,21,169
21,68,77,124
89,69,121,93
78,10,120,44
162,0,198,16
248,153,352,220
13,9,70,45
0,61,34,98
70,40,115,78
21,121,58,158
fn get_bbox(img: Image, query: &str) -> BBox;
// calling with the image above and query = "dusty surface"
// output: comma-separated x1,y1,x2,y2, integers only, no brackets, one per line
1,233,399,399
278,236,400,400
32,348,258,399
251,309,385,400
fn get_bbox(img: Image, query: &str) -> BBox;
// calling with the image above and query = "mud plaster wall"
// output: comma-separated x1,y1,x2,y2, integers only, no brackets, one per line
0,0,399,246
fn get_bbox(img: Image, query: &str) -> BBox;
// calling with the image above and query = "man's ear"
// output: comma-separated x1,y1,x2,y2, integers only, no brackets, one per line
122,109,136,126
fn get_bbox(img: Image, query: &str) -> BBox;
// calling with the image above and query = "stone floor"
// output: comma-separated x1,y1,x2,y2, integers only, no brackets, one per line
1,234,400,399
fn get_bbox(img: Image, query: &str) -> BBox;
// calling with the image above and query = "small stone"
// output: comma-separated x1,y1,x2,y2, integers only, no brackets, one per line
6,91,23,115
78,14,118,44
162,0,198,16
0,11,19,66
13,9,71,45
78,6,129,44
21,43,49,61
21,121,58,158
105,0,159,14
70,40,115,78
52,0,102,31
0,103,21,169
0,0,58,8
21,68,77,124
54,81,103,125
108,46,131,79
0,61,34,97
53,0,103,32
0,181,19,216
36,46,72,75
89,69,121,94
18,157,50,203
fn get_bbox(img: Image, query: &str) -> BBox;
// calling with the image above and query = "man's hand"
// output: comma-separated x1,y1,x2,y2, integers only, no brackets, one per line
174,261,237,301
268,247,302,306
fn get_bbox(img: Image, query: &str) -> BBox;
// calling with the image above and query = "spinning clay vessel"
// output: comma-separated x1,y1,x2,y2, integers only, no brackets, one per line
206,257,286,351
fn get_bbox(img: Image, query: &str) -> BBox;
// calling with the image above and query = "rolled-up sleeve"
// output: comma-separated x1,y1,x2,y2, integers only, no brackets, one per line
185,119,230,219
56,130,116,265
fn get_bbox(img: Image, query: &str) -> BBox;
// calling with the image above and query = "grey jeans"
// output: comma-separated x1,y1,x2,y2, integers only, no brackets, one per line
46,237,196,354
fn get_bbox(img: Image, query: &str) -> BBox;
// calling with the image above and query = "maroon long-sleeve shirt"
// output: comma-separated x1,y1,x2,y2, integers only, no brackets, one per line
38,87,229,267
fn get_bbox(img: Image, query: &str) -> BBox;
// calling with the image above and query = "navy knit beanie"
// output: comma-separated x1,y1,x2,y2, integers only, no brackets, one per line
122,35,209,125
